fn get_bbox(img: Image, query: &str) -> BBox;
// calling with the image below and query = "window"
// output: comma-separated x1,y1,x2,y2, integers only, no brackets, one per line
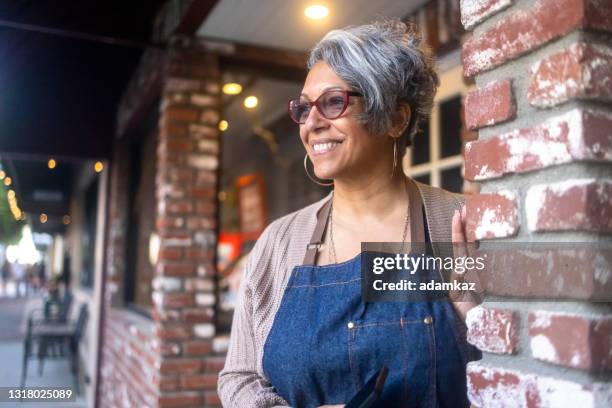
404,65,473,193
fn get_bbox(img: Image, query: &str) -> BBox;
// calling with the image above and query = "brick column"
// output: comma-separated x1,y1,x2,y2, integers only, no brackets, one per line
460,0,612,406
153,41,223,408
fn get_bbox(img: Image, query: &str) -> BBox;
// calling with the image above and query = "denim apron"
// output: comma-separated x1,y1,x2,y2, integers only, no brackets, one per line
263,179,476,407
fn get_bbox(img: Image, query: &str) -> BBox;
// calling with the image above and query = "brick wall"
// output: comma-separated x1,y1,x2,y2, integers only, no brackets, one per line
460,0,612,406
98,41,223,407
152,42,223,408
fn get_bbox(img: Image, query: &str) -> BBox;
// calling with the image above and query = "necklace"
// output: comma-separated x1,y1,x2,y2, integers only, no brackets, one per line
328,184,411,264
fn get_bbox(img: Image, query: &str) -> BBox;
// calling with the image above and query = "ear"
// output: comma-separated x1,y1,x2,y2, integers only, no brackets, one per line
391,103,412,138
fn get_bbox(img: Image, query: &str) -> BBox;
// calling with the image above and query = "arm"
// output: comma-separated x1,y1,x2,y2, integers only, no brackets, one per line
218,243,290,408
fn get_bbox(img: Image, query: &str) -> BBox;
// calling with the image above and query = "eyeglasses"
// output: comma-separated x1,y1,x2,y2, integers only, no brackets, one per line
288,89,363,124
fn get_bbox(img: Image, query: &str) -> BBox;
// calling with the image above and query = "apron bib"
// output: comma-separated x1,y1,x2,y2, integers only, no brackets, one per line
262,179,474,407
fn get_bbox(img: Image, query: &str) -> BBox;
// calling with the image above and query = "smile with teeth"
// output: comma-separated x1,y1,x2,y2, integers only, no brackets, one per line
312,141,341,154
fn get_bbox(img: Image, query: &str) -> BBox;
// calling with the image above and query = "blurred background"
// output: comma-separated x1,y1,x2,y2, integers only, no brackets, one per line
0,1,478,407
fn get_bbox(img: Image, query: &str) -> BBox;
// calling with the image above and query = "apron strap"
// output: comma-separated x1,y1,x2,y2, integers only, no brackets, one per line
302,178,426,265
406,177,426,243
302,197,333,265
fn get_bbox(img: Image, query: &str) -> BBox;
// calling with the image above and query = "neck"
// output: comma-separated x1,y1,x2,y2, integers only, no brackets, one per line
332,169,407,222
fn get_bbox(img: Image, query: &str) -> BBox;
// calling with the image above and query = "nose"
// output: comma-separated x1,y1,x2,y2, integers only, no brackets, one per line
303,104,328,133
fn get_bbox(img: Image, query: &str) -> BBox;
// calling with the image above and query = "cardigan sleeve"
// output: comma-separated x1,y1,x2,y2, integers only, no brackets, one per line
217,229,291,408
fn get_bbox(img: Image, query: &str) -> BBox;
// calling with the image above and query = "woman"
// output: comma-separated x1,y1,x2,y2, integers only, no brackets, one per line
219,18,481,407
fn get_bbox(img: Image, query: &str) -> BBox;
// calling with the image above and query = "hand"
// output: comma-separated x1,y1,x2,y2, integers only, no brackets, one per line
450,205,483,320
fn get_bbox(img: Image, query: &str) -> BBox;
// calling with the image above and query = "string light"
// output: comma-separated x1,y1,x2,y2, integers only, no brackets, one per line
244,96,258,109
222,83,242,95
219,120,229,131
94,161,104,173
48,158,56,169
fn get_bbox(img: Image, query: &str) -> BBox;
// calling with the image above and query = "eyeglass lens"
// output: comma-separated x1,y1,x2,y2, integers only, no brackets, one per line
290,90,347,123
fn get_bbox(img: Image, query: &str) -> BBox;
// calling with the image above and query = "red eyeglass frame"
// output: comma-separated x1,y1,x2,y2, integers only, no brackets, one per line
288,89,363,124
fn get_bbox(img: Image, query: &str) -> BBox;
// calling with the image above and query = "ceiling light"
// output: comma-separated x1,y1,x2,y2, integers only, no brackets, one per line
305,4,329,20
223,83,243,95
48,158,56,169
244,96,258,109
94,161,104,173
219,120,229,131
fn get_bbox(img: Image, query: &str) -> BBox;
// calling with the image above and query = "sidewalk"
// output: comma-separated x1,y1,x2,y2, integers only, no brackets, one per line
0,296,87,407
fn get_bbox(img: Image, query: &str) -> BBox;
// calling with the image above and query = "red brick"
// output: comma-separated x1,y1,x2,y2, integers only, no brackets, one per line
183,340,213,356
196,201,216,216
205,356,227,372
164,199,194,214
156,216,185,229
189,186,216,199
200,109,220,126
159,137,193,154
204,390,222,406
180,373,218,390
196,170,217,186
160,122,188,138
529,310,612,371
161,292,194,308
525,179,612,233
529,42,612,107
165,107,200,123
475,244,612,300
159,375,179,392
158,340,182,356
182,308,214,324
467,362,612,406
165,168,194,183
156,325,190,341
157,261,196,277
158,247,183,261
466,306,519,354
185,248,214,261
159,358,201,375
464,109,612,181
465,80,515,130
460,0,513,30
462,0,612,77
186,216,216,230
158,391,203,408
466,191,519,241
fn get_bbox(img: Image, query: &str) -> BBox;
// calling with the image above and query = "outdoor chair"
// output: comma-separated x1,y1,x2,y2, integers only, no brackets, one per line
21,303,88,394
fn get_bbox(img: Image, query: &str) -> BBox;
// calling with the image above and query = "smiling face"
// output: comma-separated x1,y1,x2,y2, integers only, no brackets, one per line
299,61,392,182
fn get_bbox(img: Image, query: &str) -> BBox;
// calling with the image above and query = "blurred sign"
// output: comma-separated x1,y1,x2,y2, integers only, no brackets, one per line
236,173,266,241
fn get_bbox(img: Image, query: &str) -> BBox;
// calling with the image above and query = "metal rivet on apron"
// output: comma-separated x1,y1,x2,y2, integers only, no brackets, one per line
347,321,355,329
423,316,433,324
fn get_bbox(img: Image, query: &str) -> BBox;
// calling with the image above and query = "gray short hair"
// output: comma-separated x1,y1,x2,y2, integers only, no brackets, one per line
307,18,439,147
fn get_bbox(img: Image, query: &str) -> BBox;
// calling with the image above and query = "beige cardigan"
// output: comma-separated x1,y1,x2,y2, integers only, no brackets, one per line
218,180,465,408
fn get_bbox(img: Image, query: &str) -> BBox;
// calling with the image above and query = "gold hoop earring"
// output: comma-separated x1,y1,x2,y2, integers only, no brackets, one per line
391,138,398,179
303,154,334,186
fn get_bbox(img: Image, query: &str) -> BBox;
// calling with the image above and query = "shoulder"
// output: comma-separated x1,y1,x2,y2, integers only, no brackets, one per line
243,193,332,283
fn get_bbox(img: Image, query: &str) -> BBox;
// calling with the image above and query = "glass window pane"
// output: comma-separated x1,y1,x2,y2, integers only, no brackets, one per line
413,173,431,185
411,120,430,165
441,166,463,193
439,95,462,158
